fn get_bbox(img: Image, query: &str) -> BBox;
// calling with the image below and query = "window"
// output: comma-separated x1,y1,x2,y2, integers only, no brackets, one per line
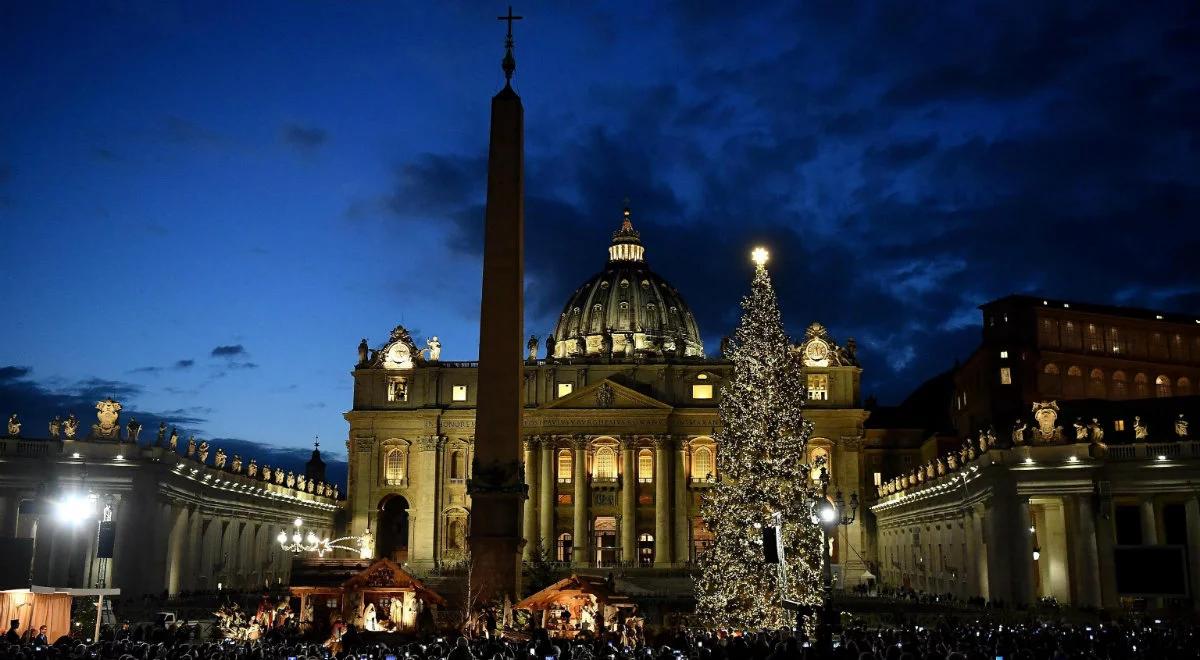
451,385,468,401
1108,327,1122,355
1087,368,1106,397
556,532,573,563
446,519,464,549
557,449,573,483
1000,350,1009,359
1134,373,1149,398
691,384,714,399
594,446,616,480
638,533,655,566
1112,371,1127,399
692,446,714,481
1114,419,1126,432
1086,324,1101,352
387,377,408,402
556,383,574,398
999,368,1012,385
807,374,829,400
449,450,466,481
1065,366,1084,398
1155,375,1172,397
638,448,654,483
809,446,831,482
1179,377,1192,396
385,448,406,484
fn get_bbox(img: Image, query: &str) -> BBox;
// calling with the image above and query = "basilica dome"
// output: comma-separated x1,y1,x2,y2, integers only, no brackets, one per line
549,207,704,361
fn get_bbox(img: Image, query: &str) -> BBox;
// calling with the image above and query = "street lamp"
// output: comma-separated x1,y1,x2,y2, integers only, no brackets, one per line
276,517,360,557
811,461,858,655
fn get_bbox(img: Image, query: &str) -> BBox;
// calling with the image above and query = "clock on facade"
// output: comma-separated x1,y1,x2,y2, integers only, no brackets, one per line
804,339,830,366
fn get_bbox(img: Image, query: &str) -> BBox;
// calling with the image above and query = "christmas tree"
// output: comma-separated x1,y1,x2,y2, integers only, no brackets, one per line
695,248,823,630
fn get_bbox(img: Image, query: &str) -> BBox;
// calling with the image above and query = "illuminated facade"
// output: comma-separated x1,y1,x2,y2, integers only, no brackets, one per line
344,212,871,581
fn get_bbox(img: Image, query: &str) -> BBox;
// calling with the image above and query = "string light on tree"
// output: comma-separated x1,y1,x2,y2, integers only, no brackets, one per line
695,245,823,630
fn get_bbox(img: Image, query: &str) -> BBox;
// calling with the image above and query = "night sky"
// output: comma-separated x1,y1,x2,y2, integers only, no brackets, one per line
2,2,1198,483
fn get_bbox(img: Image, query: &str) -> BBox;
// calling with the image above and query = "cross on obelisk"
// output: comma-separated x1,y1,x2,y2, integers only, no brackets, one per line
498,6,523,82
470,6,527,606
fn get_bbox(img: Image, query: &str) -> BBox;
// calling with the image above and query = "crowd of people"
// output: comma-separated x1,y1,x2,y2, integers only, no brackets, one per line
4,614,1196,660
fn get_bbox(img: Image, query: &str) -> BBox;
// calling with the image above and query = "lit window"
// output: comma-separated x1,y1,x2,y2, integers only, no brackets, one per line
999,351,1008,359
557,383,574,398
638,448,653,483
999,368,1012,385
1114,419,1125,432
692,446,714,481
807,374,829,401
638,533,655,566
387,377,408,402
1155,375,1172,397
452,385,468,401
556,532,573,562
692,384,714,399
594,446,616,480
557,449,572,483
696,373,708,380
385,448,406,484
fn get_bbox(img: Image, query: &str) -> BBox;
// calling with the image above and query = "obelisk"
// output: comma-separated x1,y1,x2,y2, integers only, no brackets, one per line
468,7,526,605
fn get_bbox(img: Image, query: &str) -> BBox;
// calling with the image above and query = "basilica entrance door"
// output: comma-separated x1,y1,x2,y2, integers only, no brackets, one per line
378,495,410,563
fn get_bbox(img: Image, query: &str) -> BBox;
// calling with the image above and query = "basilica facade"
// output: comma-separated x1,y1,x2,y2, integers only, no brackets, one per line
345,209,871,582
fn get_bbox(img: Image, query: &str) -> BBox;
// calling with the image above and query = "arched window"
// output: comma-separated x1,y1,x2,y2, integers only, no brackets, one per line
1179,377,1192,396
446,519,464,549
556,532,573,563
449,450,466,481
557,449,573,483
1040,363,1061,396
809,446,831,482
1134,373,1149,398
1065,366,1084,398
594,446,616,480
638,533,655,566
638,448,653,483
385,448,406,484
1087,368,1106,398
1155,375,1172,398
1111,371,1127,399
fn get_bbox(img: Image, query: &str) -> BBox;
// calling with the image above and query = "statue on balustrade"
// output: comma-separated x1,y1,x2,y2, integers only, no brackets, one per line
936,458,946,476
126,418,142,444
247,459,258,478
1011,420,1027,446
545,334,556,361
49,416,61,439
214,448,227,469
198,441,210,463
1088,418,1105,443
63,414,78,439
1134,416,1149,440
275,469,286,485
156,422,166,446
1073,418,1088,442
231,454,242,473
286,472,296,488
262,465,272,482
92,398,122,440
7,414,20,437
296,475,306,491
1032,401,1063,443
358,338,369,366
1176,414,1189,439
186,435,196,457
947,453,958,471
527,335,539,361
425,336,442,362
169,427,179,451
333,485,340,499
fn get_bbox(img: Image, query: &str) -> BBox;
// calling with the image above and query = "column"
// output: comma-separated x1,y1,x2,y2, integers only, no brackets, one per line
1094,502,1119,607
1185,497,1200,610
1073,495,1101,608
0,494,16,537
539,438,554,552
1140,497,1158,544
654,435,672,566
413,436,442,567
572,436,588,567
165,505,189,595
673,437,690,563
1014,498,1036,607
620,437,636,564
522,437,539,560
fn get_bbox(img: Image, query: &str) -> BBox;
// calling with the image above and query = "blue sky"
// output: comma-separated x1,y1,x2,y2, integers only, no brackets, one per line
2,1,1198,482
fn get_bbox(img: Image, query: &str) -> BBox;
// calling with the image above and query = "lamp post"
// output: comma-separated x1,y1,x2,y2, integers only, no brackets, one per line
812,463,857,654
275,517,361,557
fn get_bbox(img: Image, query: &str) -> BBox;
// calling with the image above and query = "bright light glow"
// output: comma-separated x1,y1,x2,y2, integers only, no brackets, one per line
751,247,769,267
1024,457,1034,464
1032,549,1041,561
115,455,123,461
1155,315,1163,320
1029,526,1035,533
293,517,303,528
1067,456,1078,463
71,453,81,459
55,493,97,525
819,503,837,524
1157,455,1167,461
276,531,287,544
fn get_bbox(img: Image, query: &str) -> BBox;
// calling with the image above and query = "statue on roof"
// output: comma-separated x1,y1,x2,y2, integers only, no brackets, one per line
1032,401,1063,443
63,414,78,439
1176,414,1189,438
1011,419,1027,446
231,454,242,473
527,335,538,361
156,422,166,447
126,418,142,444
545,334,556,361
7,414,20,437
214,448,227,469
49,416,61,439
169,427,179,451
425,336,442,362
358,338,369,366
186,435,196,457
1134,416,1149,440
92,398,122,440
1088,418,1104,443
198,441,209,463
247,459,258,478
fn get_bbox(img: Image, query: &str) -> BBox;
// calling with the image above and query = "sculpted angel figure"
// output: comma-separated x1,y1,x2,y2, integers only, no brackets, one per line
262,466,272,482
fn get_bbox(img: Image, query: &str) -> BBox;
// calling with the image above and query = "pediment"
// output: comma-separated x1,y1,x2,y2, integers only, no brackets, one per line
541,378,672,411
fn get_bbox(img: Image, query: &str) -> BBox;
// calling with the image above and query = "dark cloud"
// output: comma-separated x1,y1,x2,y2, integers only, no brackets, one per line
0,373,206,436
163,116,225,146
374,0,1200,402
282,124,328,151
207,437,347,489
175,359,194,369
0,366,32,381
210,344,246,357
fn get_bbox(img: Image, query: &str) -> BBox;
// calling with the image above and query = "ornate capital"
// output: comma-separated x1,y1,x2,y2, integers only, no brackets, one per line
354,435,376,453
416,435,443,451
571,434,590,451
618,435,637,451
652,434,675,450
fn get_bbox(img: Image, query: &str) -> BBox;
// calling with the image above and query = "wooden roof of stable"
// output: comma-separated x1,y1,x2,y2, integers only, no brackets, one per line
515,574,634,611
289,558,446,606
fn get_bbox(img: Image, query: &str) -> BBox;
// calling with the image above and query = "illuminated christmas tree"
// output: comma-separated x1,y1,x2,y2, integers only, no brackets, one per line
695,247,823,630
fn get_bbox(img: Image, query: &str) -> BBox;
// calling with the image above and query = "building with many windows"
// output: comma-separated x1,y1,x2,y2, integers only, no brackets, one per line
344,210,871,583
